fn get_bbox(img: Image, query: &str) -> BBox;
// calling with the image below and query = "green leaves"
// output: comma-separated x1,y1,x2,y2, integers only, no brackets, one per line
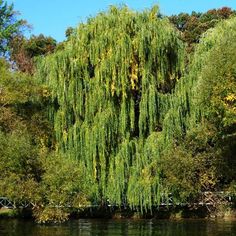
32,153,90,223
34,6,236,213
0,0,26,55
160,17,236,200
37,5,184,210
0,131,42,203
40,153,89,208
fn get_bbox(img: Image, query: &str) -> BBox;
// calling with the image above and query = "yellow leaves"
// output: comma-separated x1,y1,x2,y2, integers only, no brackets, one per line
223,93,236,115
111,81,116,96
130,60,139,90
42,87,50,98
107,47,112,57
33,207,69,223
111,68,116,96
225,93,236,103
131,74,138,90
132,38,138,53
200,170,216,190
140,166,153,186
149,5,159,20
63,130,68,143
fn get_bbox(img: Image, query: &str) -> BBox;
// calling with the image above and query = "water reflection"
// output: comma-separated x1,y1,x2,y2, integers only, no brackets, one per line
0,219,236,236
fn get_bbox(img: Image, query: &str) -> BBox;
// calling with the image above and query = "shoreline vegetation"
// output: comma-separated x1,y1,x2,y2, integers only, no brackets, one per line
0,1,236,223
1,204,236,222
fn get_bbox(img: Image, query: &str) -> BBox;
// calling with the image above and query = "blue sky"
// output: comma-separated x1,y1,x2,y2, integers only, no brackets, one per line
8,0,236,42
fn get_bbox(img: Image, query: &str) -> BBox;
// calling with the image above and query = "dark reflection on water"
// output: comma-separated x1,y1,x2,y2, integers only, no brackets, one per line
0,219,236,236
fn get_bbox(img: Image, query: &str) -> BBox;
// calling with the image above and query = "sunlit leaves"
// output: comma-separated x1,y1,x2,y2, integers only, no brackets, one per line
37,5,184,210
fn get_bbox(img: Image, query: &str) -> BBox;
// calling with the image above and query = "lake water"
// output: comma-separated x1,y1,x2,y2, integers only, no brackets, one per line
0,219,236,236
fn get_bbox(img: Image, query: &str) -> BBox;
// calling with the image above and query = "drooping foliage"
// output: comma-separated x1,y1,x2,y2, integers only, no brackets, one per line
36,4,236,212
36,6,185,209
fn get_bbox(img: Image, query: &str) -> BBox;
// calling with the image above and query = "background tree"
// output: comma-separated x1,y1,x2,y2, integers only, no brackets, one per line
10,34,57,74
65,27,75,39
160,16,236,201
0,0,26,56
169,7,236,53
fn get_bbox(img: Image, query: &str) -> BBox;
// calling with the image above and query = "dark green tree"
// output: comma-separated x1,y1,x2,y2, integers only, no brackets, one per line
0,0,26,55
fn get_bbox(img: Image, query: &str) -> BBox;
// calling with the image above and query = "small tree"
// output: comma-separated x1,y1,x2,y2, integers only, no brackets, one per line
0,0,26,56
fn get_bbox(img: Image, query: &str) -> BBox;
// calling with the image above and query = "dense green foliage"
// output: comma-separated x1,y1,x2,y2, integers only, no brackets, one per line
159,16,236,200
0,4,236,222
37,6,185,210
36,5,236,212
0,57,89,222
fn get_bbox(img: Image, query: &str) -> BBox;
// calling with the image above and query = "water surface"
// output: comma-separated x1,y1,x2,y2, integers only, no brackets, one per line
0,219,236,236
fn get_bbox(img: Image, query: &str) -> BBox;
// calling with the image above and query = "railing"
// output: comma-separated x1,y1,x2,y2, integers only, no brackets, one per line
0,197,14,208
0,197,34,209
0,192,234,209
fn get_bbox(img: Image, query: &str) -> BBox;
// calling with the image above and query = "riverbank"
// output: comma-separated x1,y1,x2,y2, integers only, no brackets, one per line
1,204,236,222
0,208,32,219
0,208,18,218
76,204,236,220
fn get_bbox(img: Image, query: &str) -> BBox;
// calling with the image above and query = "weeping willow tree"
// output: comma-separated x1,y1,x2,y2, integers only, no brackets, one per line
36,4,236,210
36,5,185,210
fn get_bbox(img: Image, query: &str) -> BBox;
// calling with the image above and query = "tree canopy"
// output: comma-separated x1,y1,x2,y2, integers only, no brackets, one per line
0,0,26,56
169,7,236,52
37,6,236,211
36,6,185,209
